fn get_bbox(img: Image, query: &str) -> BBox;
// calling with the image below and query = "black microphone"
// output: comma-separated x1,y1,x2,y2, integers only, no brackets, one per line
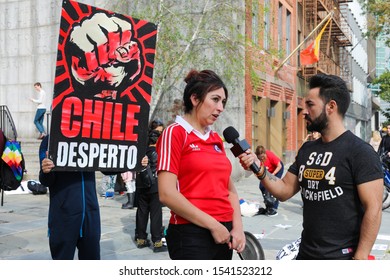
223,126,263,179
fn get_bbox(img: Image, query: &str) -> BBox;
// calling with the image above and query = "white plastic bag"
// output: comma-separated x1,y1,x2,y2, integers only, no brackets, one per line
239,198,259,217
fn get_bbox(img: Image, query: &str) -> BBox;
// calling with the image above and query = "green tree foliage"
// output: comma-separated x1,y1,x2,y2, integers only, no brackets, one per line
373,71,390,101
108,0,247,121
372,71,390,122
360,0,390,46
359,1,390,123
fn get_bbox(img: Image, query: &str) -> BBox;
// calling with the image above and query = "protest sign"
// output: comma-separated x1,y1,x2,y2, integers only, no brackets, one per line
49,0,157,172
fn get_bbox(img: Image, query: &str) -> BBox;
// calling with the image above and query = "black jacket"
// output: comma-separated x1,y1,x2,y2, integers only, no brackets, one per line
136,145,158,194
378,134,390,155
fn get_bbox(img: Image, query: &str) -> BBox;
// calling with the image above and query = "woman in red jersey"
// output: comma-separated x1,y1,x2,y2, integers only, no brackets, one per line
156,69,245,260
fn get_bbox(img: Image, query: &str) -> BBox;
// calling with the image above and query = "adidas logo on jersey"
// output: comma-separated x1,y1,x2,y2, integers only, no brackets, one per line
189,143,200,151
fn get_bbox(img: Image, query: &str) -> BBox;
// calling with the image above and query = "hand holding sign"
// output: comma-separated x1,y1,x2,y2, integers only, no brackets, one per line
69,12,141,87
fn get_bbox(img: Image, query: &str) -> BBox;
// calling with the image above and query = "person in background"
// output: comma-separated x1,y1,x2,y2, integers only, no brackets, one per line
157,69,245,260
149,118,164,131
121,171,136,209
254,145,284,217
380,126,388,138
39,135,105,260
135,121,166,253
370,130,382,153
304,131,321,142
238,74,383,260
31,82,47,140
378,125,390,156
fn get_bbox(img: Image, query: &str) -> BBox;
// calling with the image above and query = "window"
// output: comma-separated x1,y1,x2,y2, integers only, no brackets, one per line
252,0,259,45
278,2,283,51
263,0,270,50
286,10,291,58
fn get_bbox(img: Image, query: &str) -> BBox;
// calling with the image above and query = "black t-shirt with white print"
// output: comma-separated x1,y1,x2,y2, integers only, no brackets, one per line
289,130,382,259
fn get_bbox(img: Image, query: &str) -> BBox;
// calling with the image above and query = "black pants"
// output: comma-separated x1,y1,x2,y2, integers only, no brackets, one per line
136,191,163,243
49,209,101,260
166,222,233,260
259,162,284,209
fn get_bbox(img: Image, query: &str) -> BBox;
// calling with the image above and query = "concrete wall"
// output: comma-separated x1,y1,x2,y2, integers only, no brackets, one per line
0,0,62,138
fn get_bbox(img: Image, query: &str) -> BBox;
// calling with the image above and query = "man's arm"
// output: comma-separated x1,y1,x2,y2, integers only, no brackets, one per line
353,178,383,260
261,170,300,201
238,149,300,201
31,91,44,104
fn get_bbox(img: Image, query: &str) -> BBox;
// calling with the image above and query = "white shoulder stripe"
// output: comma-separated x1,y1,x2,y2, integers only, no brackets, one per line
159,123,179,170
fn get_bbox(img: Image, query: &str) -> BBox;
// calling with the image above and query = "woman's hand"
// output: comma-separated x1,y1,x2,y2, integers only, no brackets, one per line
209,222,232,245
229,227,246,253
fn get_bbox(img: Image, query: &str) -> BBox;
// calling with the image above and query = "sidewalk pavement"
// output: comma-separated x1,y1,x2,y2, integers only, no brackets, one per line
1,174,389,260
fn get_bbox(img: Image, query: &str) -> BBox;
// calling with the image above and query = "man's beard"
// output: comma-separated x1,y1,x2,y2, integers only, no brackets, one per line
306,109,328,133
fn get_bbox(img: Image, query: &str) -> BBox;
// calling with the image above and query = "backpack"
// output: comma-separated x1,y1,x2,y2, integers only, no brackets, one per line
0,134,25,191
27,180,47,195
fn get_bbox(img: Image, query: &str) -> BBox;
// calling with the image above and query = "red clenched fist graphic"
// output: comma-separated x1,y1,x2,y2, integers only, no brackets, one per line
69,12,141,87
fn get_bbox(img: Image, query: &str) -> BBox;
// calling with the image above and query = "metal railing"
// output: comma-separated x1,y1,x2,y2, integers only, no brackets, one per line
0,105,18,140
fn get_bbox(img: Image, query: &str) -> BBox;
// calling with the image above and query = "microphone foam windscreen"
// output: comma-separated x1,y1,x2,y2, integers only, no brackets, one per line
223,126,240,143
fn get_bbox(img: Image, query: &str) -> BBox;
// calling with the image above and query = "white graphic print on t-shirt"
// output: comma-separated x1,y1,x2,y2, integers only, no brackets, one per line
298,151,344,202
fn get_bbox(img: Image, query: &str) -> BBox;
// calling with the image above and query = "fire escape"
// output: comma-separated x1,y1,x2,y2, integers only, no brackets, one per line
299,0,353,90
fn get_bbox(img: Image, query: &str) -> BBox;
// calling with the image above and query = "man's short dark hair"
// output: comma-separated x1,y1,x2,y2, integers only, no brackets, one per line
309,74,350,116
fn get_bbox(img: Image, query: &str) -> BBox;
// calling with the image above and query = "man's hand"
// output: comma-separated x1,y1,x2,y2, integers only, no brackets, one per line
238,149,260,171
141,156,148,167
41,158,55,173
69,12,141,87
